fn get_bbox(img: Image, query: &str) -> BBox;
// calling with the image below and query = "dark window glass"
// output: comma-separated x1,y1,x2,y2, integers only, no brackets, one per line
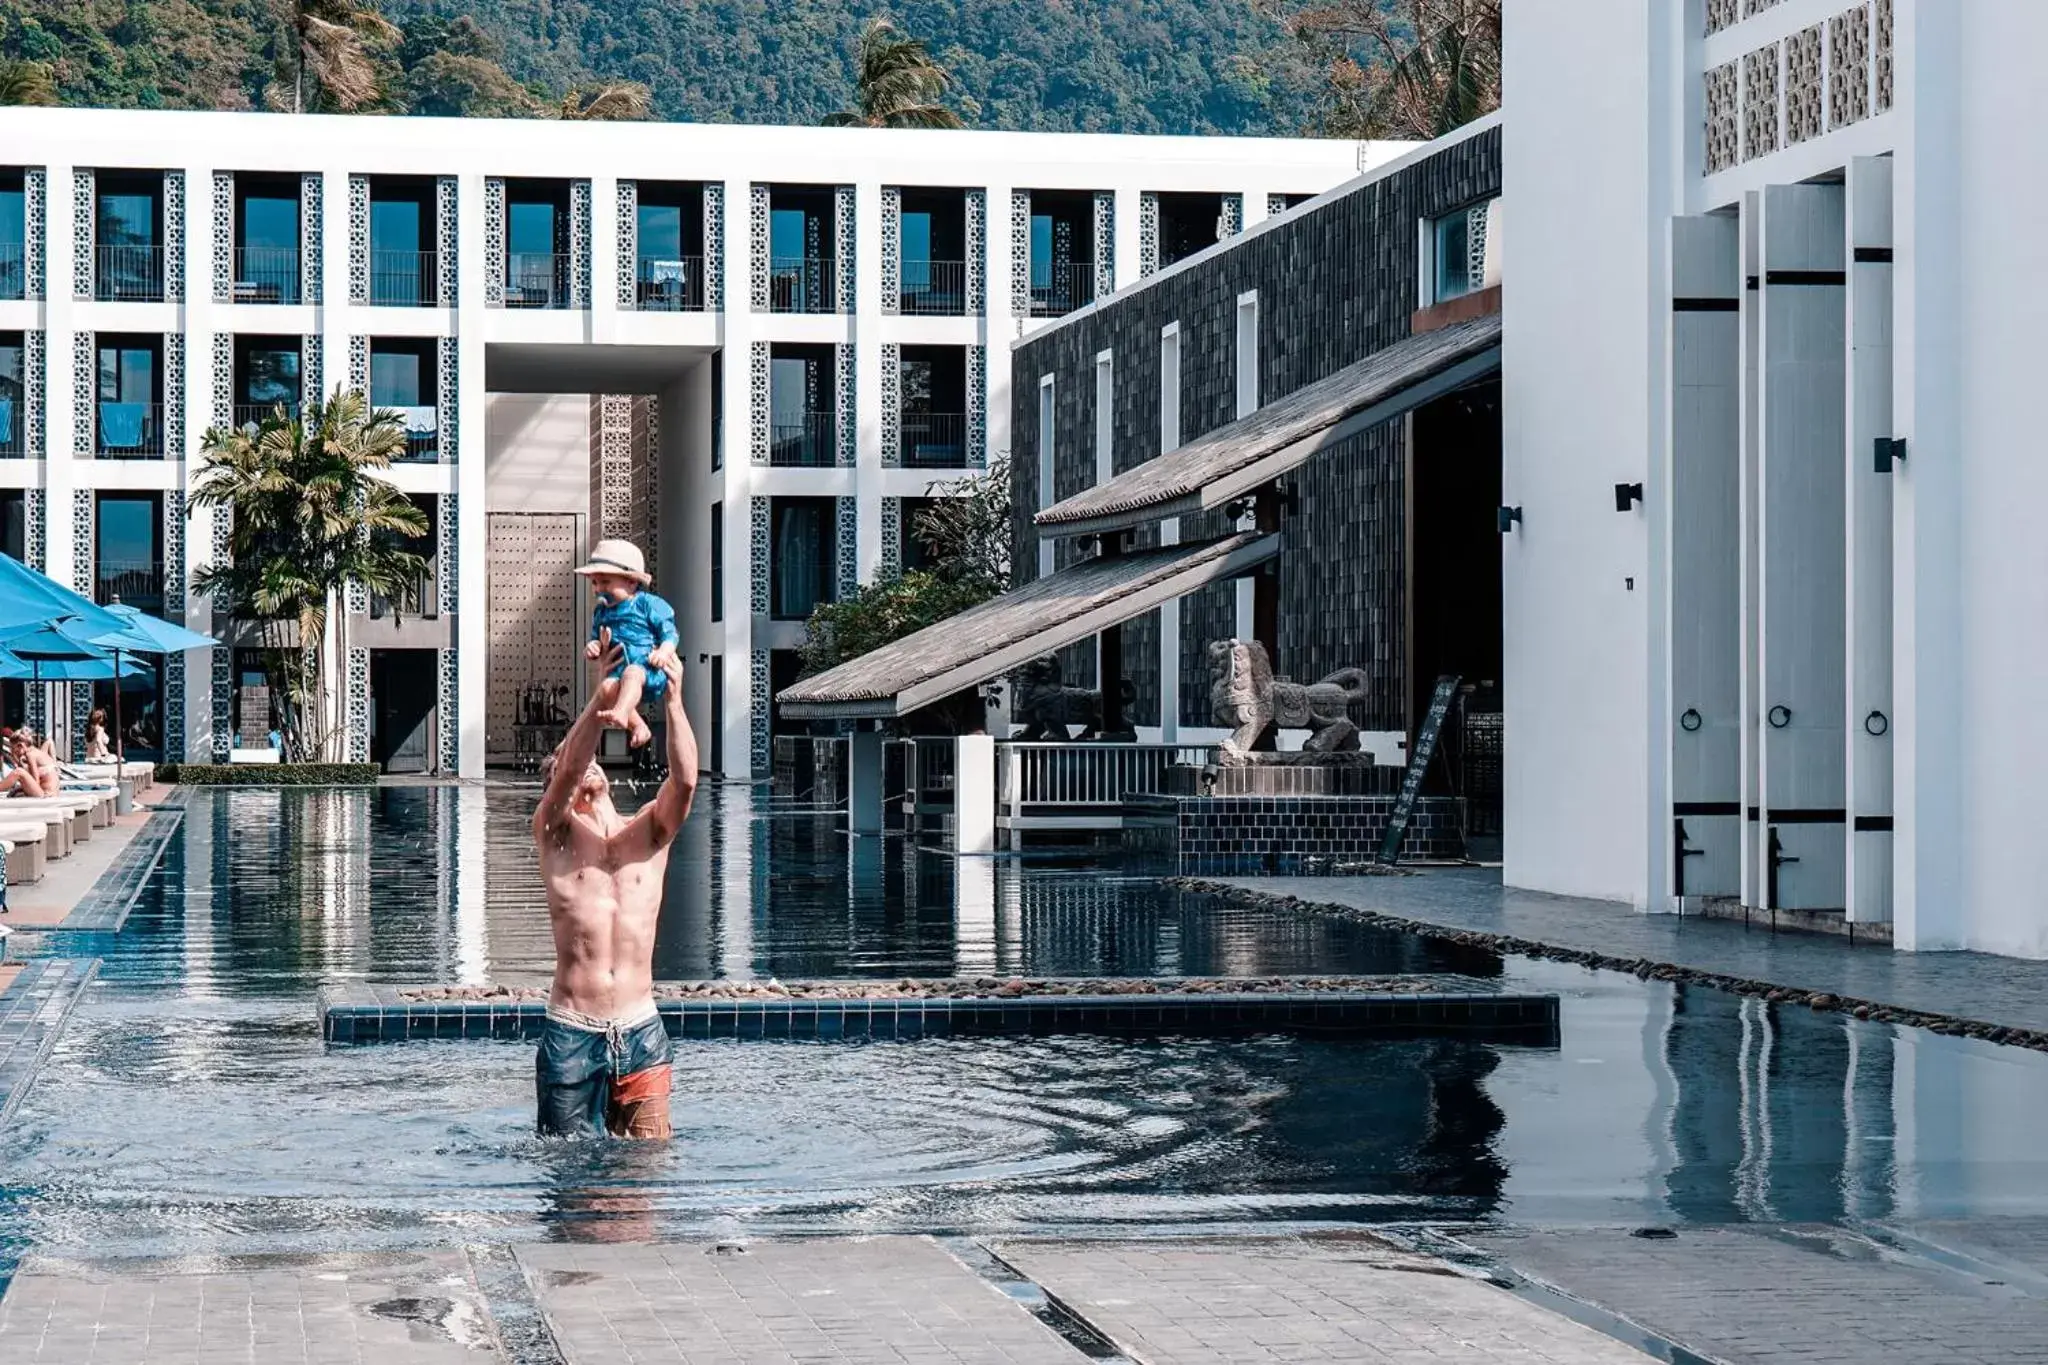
508,201,555,257
771,500,831,620
710,503,723,622
638,203,682,260
1030,215,1052,287
770,209,807,259
903,212,932,265
0,489,24,563
0,340,19,450
241,194,298,252
370,199,421,254
0,187,21,248
97,495,157,567
371,350,423,406
98,345,156,401
769,357,809,427
98,192,155,248
239,345,301,405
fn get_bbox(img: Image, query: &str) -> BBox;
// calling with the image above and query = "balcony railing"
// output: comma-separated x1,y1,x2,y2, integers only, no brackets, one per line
0,394,18,457
1029,258,1097,318
767,255,838,313
369,250,439,307
636,256,707,311
998,742,1213,812
504,252,572,309
234,401,300,432
898,260,967,316
96,559,165,607
769,413,837,468
382,404,439,462
96,244,166,302
231,246,301,304
901,412,968,469
96,401,165,458
0,243,23,301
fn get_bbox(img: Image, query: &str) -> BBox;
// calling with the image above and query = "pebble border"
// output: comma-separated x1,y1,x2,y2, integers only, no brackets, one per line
1170,876,2048,1053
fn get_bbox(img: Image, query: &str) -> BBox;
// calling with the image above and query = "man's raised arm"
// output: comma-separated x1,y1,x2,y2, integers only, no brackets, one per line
643,651,699,848
533,636,623,838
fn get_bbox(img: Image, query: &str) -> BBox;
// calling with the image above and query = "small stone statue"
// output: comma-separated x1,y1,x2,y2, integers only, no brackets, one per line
1207,638,1369,757
1010,655,1136,741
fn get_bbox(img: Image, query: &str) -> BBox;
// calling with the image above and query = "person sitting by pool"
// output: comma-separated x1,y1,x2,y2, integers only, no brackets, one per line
532,634,698,1140
84,709,113,763
1,734,46,798
12,729,60,793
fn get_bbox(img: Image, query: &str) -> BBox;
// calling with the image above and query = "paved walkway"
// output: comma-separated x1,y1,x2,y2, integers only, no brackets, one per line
1468,1220,2048,1365
995,1237,1654,1363
0,1251,501,1363
521,1239,1076,1364
1214,869,2048,1036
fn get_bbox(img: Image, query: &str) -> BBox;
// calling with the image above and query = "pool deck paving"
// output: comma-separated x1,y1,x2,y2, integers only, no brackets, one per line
1,787,180,931
1205,868,2048,1042
17,1226,2048,1362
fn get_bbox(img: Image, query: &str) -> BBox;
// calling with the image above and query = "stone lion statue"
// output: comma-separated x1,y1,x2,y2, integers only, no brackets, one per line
1010,655,1135,741
1207,638,1368,757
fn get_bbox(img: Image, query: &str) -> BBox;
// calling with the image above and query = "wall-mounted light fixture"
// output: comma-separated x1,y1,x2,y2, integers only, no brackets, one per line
1874,436,1907,473
1767,705,1793,729
1614,481,1645,512
1497,505,1522,533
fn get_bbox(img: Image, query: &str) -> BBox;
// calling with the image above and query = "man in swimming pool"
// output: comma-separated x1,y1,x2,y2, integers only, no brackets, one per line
532,636,699,1139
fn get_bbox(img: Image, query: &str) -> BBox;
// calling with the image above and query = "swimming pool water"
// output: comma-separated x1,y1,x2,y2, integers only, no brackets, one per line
3,784,2047,1270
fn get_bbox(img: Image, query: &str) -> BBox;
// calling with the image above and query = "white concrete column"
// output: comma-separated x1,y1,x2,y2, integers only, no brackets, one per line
718,177,755,780
1113,187,1141,291
1158,321,1182,743
455,173,489,779
983,178,1016,465
854,179,884,581
1666,213,1741,906
1891,0,1963,949
1738,193,1763,910
182,158,221,764
590,174,618,344
1844,156,1895,926
320,169,349,400
848,728,884,834
952,733,995,854
43,158,77,596
953,856,997,974
1756,181,1848,912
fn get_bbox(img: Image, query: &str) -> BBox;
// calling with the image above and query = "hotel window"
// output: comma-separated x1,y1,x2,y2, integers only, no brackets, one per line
93,492,167,760
710,502,723,622
368,178,435,306
96,335,164,458
0,170,23,300
0,333,21,457
1426,197,1501,305
370,338,437,461
770,497,834,621
232,335,302,431
96,173,166,302
233,175,302,303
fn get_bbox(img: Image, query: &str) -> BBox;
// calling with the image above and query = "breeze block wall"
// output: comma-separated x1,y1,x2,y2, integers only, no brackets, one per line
1012,124,1502,731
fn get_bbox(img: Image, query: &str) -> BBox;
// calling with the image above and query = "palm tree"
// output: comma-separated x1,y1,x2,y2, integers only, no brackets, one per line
0,59,58,108
1279,0,1501,139
556,82,653,121
191,392,429,761
284,0,399,113
822,17,966,130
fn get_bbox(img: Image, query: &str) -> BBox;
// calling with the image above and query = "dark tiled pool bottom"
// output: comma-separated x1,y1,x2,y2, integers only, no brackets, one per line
0,959,99,1125
319,984,1561,1046
56,807,183,932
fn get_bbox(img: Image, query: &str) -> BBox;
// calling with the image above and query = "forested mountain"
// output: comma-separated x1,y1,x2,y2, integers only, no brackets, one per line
0,0,1343,137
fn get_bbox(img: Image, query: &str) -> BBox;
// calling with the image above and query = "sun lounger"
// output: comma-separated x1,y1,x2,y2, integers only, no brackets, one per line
0,826,46,883
0,811,63,864
3,796,98,846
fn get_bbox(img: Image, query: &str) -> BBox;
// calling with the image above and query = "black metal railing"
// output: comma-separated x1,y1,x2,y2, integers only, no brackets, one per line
0,243,23,300
231,246,301,304
636,255,707,311
369,249,439,307
769,414,837,468
234,401,300,432
767,255,838,313
378,404,439,462
504,251,573,309
95,401,165,457
900,412,968,468
96,244,166,302
898,260,967,315
96,559,164,605
1029,258,1097,317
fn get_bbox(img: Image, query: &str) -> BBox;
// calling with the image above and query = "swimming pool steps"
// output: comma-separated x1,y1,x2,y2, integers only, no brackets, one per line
318,984,1561,1046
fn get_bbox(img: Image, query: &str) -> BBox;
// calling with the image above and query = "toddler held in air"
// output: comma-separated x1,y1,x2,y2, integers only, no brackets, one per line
574,539,677,748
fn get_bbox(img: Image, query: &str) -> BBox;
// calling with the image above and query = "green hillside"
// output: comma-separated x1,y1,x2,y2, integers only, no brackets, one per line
0,0,1342,137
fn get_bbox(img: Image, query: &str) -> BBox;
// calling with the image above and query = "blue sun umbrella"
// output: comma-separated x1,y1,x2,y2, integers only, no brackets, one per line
0,553,129,639
0,619,149,762
70,605,219,763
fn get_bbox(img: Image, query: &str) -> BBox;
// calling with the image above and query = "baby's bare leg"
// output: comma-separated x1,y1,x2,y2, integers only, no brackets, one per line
603,664,646,728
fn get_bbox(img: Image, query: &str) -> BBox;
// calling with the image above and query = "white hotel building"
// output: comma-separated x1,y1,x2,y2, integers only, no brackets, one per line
0,109,1369,779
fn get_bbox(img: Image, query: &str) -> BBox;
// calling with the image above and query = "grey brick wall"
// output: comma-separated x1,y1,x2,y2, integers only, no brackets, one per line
1012,125,1501,732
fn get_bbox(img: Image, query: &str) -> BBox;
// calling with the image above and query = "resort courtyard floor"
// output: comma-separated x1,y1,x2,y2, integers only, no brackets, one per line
1,783,2046,1362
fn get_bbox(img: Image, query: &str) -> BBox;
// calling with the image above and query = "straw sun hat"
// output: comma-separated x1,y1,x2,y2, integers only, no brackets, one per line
572,539,652,585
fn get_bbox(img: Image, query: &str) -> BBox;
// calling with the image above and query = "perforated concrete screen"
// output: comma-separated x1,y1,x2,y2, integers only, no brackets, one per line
486,511,584,759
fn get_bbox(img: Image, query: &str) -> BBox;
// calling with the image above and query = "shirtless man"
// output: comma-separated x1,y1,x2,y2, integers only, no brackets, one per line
532,638,699,1139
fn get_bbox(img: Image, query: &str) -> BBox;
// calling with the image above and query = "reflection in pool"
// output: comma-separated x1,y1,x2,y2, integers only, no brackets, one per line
3,784,2047,1269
